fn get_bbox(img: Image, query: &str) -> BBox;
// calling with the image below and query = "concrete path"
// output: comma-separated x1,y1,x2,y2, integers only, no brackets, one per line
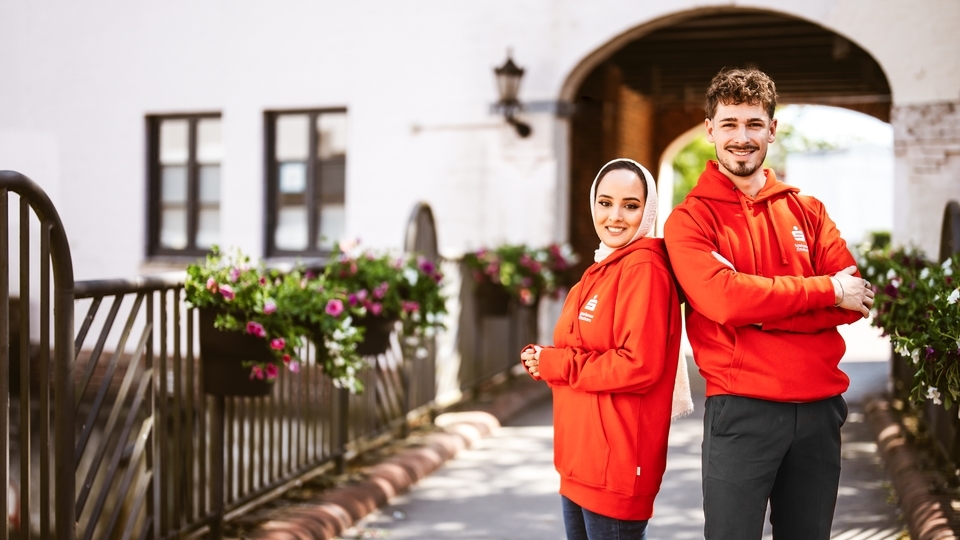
339,321,905,539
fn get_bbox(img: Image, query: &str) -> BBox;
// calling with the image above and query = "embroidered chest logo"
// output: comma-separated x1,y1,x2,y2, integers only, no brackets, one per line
578,295,598,322
791,226,809,253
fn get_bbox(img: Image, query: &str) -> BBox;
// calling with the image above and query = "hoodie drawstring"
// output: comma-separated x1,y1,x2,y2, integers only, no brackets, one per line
768,199,789,265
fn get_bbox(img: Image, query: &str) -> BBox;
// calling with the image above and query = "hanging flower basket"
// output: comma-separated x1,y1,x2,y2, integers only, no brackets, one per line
355,315,398,356
198,308,273,397
474,281,512,317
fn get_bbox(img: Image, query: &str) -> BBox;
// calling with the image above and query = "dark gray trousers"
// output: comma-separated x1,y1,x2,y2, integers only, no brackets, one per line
702,394,847,540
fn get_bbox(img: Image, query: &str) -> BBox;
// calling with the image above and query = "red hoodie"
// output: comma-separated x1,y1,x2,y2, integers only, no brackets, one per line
664,161,861,402
533,238,681,521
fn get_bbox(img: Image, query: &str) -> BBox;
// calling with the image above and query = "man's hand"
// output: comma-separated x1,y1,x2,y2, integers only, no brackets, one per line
521,345,543,379
831,266,875,318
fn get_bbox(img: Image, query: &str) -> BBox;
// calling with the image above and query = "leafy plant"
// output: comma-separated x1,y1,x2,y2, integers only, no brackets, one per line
463,243,580,305
858,237,960,408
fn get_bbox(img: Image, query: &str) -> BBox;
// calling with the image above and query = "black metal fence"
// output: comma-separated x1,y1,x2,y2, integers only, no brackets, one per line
1,171,486,540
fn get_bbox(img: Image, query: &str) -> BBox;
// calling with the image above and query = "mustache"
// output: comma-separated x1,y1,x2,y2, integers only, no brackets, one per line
724,144,760,152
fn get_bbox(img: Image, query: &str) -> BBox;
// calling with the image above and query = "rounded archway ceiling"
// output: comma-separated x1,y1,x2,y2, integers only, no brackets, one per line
607,10,891,119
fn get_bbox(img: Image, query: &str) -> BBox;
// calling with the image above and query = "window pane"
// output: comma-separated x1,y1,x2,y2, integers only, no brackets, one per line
317,113,347,159
197,118,222,164
159,120,189,164
160,208,187,249
276,115,309,161
279,162,307,194
196,208,220,248
275,206,308,250
199,165,220,203
161,166,187,203
317,203,345,250
318,158,345,204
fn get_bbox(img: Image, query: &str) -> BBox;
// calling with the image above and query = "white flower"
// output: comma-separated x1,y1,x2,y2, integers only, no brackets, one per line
927,386,943,405
943,258,953,270
403,267,419,286
886,268,897,280
929,278,935,288
910,348,920,364
920,268,931,280
894,343,909,356
416,347,429,359
948,288,960,305
866,266,875,278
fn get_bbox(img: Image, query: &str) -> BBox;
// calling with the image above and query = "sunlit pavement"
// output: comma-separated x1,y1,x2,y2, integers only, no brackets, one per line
339,318,905,539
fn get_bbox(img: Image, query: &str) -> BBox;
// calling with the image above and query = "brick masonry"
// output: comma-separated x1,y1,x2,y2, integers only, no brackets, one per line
891,100,960,256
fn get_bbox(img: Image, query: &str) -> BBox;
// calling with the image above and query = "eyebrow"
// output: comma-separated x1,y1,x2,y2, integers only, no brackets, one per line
597,194,643,202
718,117,765,123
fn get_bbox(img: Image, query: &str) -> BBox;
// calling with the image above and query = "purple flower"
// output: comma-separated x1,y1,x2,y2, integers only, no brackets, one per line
402,301,420,313
325,299,345,317
347,293,359,306
263,300,277,314
883,283,899,299
925,347,936,361
219,284,235,301
418,258,436,275
270,338,285,350
246,321,266,338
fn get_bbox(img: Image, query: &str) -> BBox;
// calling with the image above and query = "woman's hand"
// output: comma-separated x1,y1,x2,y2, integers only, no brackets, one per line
521,345,543,379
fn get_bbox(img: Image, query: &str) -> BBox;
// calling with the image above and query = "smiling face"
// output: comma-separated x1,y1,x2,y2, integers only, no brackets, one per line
593,168,646,249
706,101,777,188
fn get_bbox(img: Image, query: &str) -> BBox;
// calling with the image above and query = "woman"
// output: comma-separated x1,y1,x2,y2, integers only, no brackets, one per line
521,158,687,540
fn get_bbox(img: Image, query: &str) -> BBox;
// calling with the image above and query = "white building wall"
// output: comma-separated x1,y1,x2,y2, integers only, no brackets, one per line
0,0,957,281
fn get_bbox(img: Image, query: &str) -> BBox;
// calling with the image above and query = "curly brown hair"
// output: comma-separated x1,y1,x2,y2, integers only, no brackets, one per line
704,67,778,120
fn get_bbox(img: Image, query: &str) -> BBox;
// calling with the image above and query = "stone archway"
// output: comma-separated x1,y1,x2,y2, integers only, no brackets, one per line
561,8,892,270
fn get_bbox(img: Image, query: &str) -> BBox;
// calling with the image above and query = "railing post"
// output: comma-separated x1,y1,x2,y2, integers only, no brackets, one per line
209,394,226,540
335,388,349,474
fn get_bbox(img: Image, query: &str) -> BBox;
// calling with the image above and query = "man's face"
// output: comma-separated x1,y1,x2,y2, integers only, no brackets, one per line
705,102,777,179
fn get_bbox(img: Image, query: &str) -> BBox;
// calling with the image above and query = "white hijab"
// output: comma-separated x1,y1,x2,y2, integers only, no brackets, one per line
588,158,694,420
590,158,659,263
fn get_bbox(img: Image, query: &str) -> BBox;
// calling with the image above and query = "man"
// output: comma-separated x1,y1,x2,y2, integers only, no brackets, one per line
663,67,875,540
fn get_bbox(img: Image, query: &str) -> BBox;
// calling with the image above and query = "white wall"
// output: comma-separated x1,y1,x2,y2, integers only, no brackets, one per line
0,0,957,281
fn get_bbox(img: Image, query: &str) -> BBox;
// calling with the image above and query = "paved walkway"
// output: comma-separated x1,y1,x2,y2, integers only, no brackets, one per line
339,321,906,539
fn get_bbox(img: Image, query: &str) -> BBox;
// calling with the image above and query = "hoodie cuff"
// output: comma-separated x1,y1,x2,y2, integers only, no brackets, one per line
537,347,564,384
809,275,839,308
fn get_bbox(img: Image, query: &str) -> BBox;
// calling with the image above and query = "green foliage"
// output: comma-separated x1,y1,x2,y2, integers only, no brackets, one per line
671,136,715,207
857,237,960,408
463,243,580,305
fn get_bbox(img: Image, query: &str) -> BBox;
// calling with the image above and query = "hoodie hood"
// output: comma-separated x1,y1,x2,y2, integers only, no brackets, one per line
689,161,797,203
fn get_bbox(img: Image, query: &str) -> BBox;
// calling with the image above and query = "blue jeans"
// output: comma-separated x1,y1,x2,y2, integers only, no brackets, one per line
561,495,648,540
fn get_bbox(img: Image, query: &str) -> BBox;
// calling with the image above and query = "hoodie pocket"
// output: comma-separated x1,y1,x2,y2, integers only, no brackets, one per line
554,390,609,488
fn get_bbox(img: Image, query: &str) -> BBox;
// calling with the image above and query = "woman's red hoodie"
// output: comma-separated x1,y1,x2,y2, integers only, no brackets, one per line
535,237,681,521
663,161,862,402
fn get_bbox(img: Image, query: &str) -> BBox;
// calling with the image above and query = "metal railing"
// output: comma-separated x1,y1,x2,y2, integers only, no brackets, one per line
0,170,454,540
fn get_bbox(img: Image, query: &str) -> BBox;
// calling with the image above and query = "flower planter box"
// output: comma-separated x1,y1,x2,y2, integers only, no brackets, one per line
198,307,273,397
355,315,397,356
474,282,511,317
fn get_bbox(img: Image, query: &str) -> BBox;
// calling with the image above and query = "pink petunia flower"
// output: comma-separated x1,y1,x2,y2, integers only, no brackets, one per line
288,361,301,373
250,365,265,380
263,300,277,314
229,267,241,282
219,284,235,301
355,289,368,302
259,276,267,286
402,301,420,313
265,363,279,379
246,321,266,338
373,282,389,299
325,299,345,317
206,277,218,293
369,302,383,316
282,354,291,364
270,338,285,350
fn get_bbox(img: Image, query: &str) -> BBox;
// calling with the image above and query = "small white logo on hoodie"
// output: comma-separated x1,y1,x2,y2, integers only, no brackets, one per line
792,226,809,252
578,295,598,322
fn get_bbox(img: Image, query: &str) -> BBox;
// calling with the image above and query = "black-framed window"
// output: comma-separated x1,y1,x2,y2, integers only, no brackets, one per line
147,113,222,256
265,109,347,256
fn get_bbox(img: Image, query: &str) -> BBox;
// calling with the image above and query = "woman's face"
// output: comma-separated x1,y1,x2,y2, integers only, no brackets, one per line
594,169,646,249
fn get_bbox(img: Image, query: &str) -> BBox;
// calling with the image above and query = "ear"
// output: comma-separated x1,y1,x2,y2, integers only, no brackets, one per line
768,117,778,143
704,118,715,143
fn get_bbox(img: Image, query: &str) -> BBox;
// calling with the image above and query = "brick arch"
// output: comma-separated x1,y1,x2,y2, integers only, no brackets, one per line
560,7,892,271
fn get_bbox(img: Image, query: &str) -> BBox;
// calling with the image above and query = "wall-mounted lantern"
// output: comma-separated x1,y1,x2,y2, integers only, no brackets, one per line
494,53,532,138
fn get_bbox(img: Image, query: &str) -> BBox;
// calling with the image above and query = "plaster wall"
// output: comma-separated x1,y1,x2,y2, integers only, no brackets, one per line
0,0,956,280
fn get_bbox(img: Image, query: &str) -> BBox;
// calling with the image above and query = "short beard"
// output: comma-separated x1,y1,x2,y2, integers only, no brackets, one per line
716,146,767,178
